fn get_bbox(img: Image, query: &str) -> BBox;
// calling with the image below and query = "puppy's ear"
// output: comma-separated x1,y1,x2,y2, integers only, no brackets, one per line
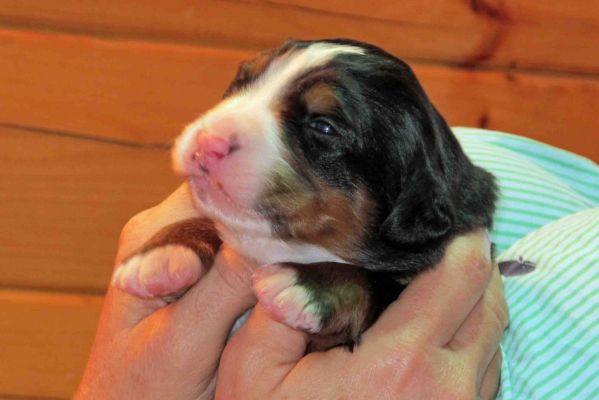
380,106,458,248
380,168,455,248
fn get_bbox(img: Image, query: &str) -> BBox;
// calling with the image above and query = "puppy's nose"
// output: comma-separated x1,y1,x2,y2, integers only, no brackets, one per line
193,134,232,173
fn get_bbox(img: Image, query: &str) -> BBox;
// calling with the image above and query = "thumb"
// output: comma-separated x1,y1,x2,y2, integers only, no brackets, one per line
216,304,309,399
103,184,202,330
166,245,258,355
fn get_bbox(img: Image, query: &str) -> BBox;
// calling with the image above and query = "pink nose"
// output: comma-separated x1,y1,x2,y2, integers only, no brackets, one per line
193,135,231,173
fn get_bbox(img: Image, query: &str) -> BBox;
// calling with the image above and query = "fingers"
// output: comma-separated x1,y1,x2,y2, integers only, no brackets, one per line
103,244,258,383
451,265,508,382
165,244,257,357
95,285,169,337
478,349,502,400
117,184,257,346
216,304,310,399
116,184,199,265
104,184,200,331
109,183,257,347
89,186,259,399
368,229,493,346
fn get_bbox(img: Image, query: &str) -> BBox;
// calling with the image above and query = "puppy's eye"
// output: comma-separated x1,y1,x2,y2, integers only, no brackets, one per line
308,120,336,135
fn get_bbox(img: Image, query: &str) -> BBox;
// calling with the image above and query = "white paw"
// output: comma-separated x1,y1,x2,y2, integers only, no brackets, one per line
252,264,321,333
112,244,202,299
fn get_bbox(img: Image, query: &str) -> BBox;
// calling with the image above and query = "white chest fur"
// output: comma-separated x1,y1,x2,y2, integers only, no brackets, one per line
216,223,347,266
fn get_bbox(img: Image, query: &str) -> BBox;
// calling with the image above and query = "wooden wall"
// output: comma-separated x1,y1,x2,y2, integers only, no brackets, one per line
1,1,597,398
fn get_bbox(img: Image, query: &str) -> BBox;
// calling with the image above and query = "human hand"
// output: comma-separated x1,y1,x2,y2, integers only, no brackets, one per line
75,185,256,400
217,229,507,400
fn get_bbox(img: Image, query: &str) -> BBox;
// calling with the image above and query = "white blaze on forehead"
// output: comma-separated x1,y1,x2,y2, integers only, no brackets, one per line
248,42,365,103
212,42,365,161
173,42,365,174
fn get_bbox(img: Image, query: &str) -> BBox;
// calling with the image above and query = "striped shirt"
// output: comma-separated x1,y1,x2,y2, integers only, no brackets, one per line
454,128,599,400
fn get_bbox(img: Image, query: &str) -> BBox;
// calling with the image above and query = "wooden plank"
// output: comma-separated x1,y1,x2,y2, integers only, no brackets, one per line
0,289,102,399
0,395,63,400
0,0,597,73
0,0,493,65
1,28,597,160
272,0,599,28
414,64,599,161
272,0,599,72
0,125,180,292
0,28,250,144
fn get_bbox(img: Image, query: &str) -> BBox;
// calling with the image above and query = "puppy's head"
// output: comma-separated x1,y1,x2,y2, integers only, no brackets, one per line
173,39,496,271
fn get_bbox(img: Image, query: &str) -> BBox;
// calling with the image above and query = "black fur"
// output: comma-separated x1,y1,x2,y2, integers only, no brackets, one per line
277,39,497,275
229,39,497,347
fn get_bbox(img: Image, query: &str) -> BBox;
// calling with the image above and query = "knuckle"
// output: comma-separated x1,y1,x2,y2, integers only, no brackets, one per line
447,232,492,279
381,334,416,365
444,370,477,400
381,347,477,400
446,388,476,400
382,342,433,388
494,302,509,331
450,234,493,287
469,253,492,287
487,289,509,331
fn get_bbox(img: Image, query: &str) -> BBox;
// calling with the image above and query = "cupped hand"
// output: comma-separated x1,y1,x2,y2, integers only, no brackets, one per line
217,229,507,400
75,185,256,400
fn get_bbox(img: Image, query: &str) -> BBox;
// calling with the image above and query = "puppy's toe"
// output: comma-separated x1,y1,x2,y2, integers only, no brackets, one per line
112,245,202,299
253,264,321,333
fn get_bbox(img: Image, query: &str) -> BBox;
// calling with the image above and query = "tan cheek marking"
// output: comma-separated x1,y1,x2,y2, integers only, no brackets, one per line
291,185,374,261
265,170,375,262
303,82,339,115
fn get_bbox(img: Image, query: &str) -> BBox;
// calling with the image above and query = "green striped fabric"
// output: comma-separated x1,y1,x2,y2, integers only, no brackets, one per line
453,128,599,400
455,128,598,253
496,209,599,400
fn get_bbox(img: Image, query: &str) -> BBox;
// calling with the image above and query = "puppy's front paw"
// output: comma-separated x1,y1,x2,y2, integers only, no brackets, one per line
253,262,376,350
112,245,202,300
252,264,322,333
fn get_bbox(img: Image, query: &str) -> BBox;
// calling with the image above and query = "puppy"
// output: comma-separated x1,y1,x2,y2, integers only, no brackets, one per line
113,39,497,350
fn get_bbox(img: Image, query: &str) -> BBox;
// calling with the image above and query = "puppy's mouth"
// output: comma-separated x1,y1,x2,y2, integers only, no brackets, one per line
187,173,265,222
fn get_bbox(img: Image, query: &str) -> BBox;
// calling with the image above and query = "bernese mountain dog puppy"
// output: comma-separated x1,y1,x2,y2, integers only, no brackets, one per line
112,39,497,350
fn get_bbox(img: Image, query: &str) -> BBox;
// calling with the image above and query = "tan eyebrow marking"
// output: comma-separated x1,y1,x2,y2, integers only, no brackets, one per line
303,82,339,115
263,172,375,262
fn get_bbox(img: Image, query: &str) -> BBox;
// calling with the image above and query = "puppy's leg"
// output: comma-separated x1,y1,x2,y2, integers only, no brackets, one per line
253,262,401,350
112,218,222,301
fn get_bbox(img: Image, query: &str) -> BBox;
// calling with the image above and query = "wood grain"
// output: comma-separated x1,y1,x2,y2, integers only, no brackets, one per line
415,65,599,161
0,289,102,399
271,0,599,72
1,2,597,399
0,28,249,145
0,125,179,292
1,28,597,160
0,0,597,73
